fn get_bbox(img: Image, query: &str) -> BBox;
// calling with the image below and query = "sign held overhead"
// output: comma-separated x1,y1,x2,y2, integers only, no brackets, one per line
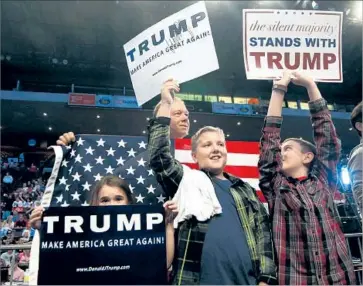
242,10,343,82
124,1,219,106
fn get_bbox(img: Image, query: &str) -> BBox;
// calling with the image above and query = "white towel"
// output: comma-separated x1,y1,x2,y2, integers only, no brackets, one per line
172,165,222,228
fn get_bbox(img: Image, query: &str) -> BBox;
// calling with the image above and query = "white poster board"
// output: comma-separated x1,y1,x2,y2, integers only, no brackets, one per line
243,10,343,82
123,1,219,106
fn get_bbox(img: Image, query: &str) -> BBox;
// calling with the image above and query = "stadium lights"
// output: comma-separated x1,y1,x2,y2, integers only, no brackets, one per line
340,166,351,185
43,113,47,116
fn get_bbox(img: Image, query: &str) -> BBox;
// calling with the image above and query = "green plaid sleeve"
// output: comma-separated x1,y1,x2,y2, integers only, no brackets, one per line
147,117,184,198
255,201,277,285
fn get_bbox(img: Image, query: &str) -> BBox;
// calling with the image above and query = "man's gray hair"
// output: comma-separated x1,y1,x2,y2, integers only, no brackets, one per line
191,126,225,153
152,97,184,117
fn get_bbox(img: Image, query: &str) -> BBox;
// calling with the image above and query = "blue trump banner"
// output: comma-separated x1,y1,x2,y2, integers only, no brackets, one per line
38,205,167,285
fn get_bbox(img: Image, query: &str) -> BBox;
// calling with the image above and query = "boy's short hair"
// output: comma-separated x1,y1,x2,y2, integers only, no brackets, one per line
283,138,317,169
283,138,317,155
351,102,362,137
191,126,225,153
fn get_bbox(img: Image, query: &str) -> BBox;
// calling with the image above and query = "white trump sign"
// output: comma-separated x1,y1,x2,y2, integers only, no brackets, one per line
123,1,219,106
243,9,343,82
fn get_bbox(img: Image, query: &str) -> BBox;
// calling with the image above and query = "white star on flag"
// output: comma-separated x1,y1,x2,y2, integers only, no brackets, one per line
70,149,76,157
81,201,90,206
129,184,135,193
85,146,95,155
95,156,104,165
105,166,115,174
71,191,81,201
68,166,73,174
72,172,82,181
116,156,125,166
156,194,166,203
56,194,63,203
137,158,146,167
126,166,135,175
82,181,91,191
147,169,154,176
138,141,147,149
83,163,93,172
136,175,145,184
147,184,156,194
59,176,67,185
96,138,105,147
135,193,145,203
106,147,116,156
117,139,127,148
93,173,102,182
65,145,72,150
61,201,70,207
76,137,85,146
61,160,69,167
75,154,83,163
65,184,70,191
127,148,136,157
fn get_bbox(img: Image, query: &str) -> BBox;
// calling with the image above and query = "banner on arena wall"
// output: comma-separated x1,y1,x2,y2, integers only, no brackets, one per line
68,93,96,106
212,102,253,115
242,9,343,82
123,1,219,106
38,205,167,285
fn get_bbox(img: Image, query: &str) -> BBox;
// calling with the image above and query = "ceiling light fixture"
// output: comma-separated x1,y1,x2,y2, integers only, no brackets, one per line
193,119,197,123
97,129,101,132
146,117,150,121
48,127,52,131
96,115,100,119
63,59,68,65
6,55,11,61
237,122,241,125
226,134,230,137
43,113,47,116
349,127,353,131
142,130,146,134
52,58,58,64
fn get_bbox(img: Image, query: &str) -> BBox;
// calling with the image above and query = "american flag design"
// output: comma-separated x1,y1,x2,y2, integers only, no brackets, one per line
47,134,267,208
48,135,172,207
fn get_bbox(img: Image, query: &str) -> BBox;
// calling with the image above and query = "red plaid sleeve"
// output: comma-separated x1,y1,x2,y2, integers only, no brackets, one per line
309,98,342,188
258,116,283,203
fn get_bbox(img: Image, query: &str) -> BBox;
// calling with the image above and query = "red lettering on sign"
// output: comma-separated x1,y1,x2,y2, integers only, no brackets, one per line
249,52,337,71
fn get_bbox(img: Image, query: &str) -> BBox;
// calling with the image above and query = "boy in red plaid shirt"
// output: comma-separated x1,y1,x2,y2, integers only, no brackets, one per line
258,71,355,285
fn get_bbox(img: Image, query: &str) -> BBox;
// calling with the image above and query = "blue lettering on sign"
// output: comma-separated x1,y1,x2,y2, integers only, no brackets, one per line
126,11,206,62
249,37,301,47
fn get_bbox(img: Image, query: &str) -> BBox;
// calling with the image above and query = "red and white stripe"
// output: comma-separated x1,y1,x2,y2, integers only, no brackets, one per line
175,139,267,205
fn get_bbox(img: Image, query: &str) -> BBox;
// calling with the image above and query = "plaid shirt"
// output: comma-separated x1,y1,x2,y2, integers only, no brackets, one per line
258,98,356,285
148,117,277,285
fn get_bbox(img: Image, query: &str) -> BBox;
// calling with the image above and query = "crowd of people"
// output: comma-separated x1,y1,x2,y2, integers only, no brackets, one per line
1,72,362,285
0,161,45,282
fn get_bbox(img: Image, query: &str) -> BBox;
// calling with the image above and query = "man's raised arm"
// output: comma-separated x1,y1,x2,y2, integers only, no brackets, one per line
148,79,184,198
